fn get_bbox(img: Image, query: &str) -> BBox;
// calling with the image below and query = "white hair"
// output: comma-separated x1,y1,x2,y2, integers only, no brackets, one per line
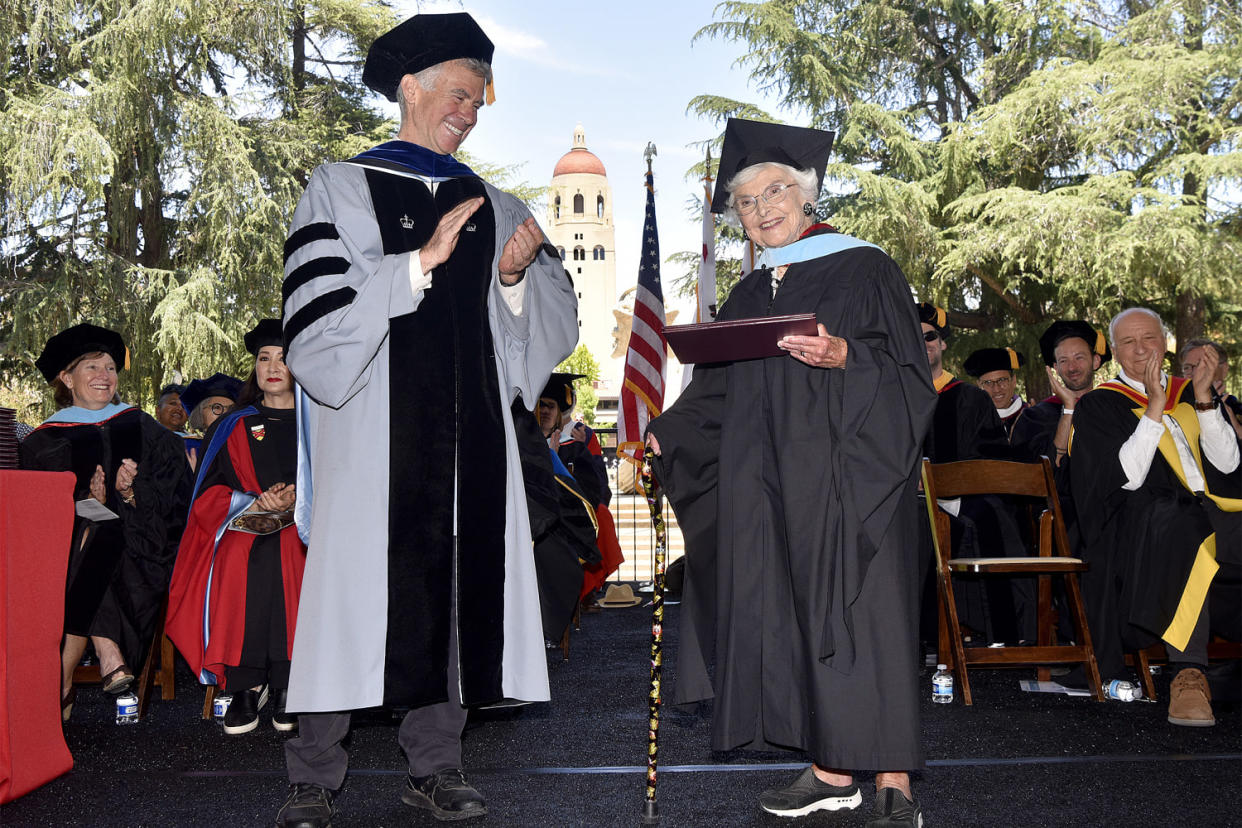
722,162,819,227
396,58,493,110
1108,307,1169,346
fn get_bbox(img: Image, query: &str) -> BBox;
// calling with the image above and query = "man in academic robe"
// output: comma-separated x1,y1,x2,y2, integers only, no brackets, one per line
1071,308,1240,726
1011,320,1112,497
275,13,577,826
963,346,1041,448
917,304,1029,644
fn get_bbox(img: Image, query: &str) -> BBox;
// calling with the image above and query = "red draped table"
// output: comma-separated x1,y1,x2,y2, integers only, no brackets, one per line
0,470,75,803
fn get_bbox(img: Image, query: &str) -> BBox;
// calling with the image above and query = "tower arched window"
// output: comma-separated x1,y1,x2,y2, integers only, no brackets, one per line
596,195,604,218
573,246,585,261
593,245,605,261
573,194,584,214
554,196,561,219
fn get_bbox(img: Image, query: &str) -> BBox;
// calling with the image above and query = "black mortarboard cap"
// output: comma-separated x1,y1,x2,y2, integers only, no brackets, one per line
36,323,128,383
244,319,284,356
539,373,586,413
363,13,495,103
711,118,834,214
180,373,243,414
916,303,951,341
963,347,1025,377
1038,320,1111,367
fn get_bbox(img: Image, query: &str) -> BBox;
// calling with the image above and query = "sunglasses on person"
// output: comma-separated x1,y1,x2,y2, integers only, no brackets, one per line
923,330,941,343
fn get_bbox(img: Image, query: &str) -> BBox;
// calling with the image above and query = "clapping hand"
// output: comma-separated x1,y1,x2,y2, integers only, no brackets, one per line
252,482,295,513
90,465,106,504
498,218,543,284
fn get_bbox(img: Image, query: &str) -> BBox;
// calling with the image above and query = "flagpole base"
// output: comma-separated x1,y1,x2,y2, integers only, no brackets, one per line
641,799,660,823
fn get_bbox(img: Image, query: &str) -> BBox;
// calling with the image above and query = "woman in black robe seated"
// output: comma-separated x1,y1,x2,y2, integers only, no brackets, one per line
645,119,936,827
166,320,307,735
20,324,192,720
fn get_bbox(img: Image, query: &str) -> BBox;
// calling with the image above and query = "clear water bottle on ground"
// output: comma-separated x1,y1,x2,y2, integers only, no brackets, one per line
115,692,139,724
212,692,233,720
1103,679,1141,702
932,664,954,704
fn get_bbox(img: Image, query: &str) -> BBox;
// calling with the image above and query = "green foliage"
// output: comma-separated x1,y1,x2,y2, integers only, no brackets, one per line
682,0,1242,394
556,344,601,425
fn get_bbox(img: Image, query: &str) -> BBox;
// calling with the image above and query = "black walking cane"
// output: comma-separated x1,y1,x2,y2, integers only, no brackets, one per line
639,446,667,824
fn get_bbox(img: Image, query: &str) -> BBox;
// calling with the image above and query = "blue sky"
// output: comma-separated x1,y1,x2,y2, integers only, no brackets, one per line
399,0,787,317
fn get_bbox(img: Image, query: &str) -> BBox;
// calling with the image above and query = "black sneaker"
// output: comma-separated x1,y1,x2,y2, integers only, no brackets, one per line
272,688,297,732
758,767,862,817
222,684,268,735
402,768,487,821
275,782,335,828
866,787,924,827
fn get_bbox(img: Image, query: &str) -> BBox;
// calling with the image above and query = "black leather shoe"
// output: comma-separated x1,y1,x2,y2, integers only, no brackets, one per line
223,684,268,735
402,768,487,821
866,787,924,827
276,783,335,828
272,688,297,732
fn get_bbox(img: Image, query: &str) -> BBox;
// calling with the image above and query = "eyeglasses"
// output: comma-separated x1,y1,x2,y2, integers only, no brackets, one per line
733,182,795,216
979,377,1014,389
923,330,941,343
207,402,229,415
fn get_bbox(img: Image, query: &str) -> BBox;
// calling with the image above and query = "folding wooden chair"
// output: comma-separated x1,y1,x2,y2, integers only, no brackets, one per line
921,457,1105,705
1128,639,1242,701
73,598,177,720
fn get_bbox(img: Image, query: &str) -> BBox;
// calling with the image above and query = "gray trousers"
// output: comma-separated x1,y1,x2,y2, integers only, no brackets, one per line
285,586,467,789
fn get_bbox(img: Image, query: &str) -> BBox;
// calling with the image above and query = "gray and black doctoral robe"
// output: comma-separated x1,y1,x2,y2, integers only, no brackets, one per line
281,157,577,713
649,233,936,770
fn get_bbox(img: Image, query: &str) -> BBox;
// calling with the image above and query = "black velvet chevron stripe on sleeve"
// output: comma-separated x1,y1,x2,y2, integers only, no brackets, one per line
283,286,357,345
284,222,340,264
283,256,351,304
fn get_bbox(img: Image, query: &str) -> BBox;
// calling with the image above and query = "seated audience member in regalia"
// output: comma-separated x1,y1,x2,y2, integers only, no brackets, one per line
963,347,1040,447
1071,308,1240,726
167,320,307,735
20,324,192,721
917,304,1030,645
181,372,243,438
537,373,623,605
1179,338,1242,441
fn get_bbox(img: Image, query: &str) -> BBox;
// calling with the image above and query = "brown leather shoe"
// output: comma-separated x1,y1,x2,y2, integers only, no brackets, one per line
1168,667,1215,727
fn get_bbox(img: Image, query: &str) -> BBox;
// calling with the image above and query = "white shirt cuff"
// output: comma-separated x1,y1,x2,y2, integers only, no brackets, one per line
1198,406,1241,474
499,276,527,316
408,249,432,297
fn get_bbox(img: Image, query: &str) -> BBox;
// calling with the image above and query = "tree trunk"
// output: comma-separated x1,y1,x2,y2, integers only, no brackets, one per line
1175,290,1205,352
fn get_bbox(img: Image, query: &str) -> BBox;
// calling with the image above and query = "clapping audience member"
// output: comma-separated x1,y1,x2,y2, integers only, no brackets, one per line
1180,339,1242,440
167,320,307,736
19,324,191,721
1071,308,1240,725
155,383,188,431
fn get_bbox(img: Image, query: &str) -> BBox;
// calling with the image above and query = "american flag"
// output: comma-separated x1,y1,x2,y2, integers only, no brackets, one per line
617,165,666,466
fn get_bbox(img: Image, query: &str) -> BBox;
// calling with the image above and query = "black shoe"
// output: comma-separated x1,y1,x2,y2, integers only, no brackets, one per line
866,787,924,827
272,688,297,732
402,768,487,821
223,684,268,735
276,782,335,828
758,767,862,817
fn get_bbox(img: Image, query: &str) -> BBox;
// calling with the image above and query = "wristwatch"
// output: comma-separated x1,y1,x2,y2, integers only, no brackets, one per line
1193,398,1218,411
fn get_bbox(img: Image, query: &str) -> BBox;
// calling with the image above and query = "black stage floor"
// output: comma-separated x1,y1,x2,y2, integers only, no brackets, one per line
5,594,1240,827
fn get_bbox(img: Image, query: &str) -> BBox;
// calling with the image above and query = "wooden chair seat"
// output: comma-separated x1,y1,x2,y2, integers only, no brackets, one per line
923,457,1105,705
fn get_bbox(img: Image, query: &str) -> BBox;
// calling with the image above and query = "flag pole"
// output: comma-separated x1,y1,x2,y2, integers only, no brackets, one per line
639,446,667,824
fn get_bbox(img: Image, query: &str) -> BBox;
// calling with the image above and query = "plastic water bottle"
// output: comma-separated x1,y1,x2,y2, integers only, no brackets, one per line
932,664,954,704
212,692,233,721
115,692,139,724
1103,679,1141,702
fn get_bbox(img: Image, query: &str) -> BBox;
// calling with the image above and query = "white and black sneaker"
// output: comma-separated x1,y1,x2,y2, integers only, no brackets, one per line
758,767,863,817
223,684,268,735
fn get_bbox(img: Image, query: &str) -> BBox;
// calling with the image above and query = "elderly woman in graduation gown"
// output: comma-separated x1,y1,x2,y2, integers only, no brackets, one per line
167,320,307,736
20,324,192,720
646,119,936,827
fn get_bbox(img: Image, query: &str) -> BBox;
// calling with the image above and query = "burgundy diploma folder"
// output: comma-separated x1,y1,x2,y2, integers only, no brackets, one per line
664,313,819,364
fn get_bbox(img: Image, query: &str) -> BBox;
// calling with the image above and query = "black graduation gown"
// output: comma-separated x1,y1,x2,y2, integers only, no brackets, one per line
649,242,935,770
20,407,192,669
1070,378,1241,678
